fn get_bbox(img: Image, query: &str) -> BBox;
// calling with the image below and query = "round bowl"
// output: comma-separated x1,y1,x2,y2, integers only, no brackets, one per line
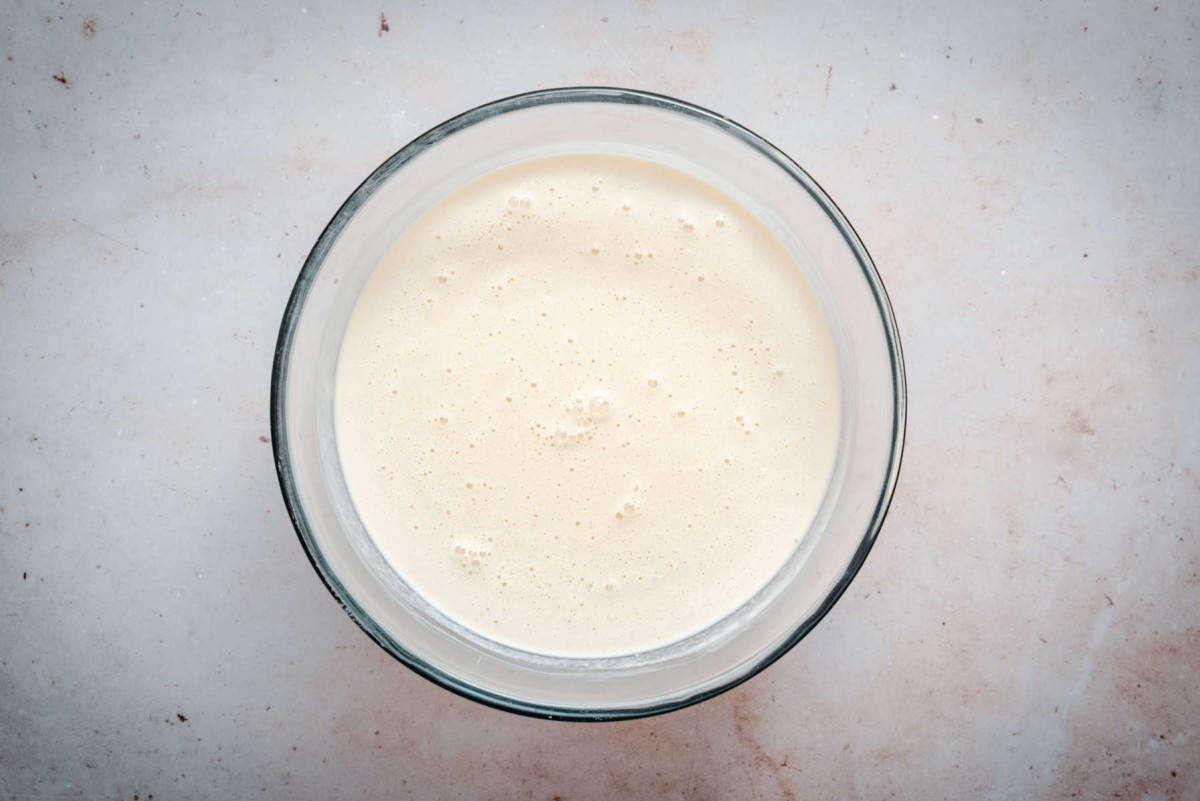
271,87,905,720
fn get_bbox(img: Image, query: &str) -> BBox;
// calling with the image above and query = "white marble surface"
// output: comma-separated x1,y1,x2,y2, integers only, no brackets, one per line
2,0,1198,798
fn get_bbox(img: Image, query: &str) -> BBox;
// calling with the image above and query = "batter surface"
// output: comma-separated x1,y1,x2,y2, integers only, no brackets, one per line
335,155,839,656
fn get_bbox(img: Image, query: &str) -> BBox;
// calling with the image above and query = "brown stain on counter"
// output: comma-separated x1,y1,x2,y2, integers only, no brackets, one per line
305,643,809,798
1050,625,1200,799
733,690,797,801
1068,410,1097,436
662,27,710,62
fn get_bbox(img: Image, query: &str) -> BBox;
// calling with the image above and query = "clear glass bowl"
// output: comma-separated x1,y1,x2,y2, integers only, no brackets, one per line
271,87,905,720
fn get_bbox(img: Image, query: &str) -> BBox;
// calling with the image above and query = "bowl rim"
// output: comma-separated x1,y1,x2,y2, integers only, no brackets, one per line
270,86,907,721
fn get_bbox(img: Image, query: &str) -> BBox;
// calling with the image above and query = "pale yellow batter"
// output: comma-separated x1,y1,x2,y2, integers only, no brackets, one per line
335,155,839,656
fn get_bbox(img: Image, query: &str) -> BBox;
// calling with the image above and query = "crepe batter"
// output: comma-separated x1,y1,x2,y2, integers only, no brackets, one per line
335,154,839,657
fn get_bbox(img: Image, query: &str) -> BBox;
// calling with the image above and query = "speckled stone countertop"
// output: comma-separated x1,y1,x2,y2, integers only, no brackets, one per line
2,1,1197,798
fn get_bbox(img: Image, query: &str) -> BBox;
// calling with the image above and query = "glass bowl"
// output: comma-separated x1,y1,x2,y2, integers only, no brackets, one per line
271,87,905,720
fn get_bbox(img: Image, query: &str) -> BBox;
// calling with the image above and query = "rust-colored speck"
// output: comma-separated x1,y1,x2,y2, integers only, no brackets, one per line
889,83,897,91
378,12,389,36
975,117,984,123
1104,593,1114,606
258,435,270,443
82,18,96,39
176,712,188,722
52,72,68,87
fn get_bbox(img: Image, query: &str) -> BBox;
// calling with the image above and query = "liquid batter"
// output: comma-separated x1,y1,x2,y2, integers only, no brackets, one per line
335,154,839,657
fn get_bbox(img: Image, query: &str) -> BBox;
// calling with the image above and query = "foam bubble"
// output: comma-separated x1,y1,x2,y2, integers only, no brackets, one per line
588,392,611,418
507,193,533,209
